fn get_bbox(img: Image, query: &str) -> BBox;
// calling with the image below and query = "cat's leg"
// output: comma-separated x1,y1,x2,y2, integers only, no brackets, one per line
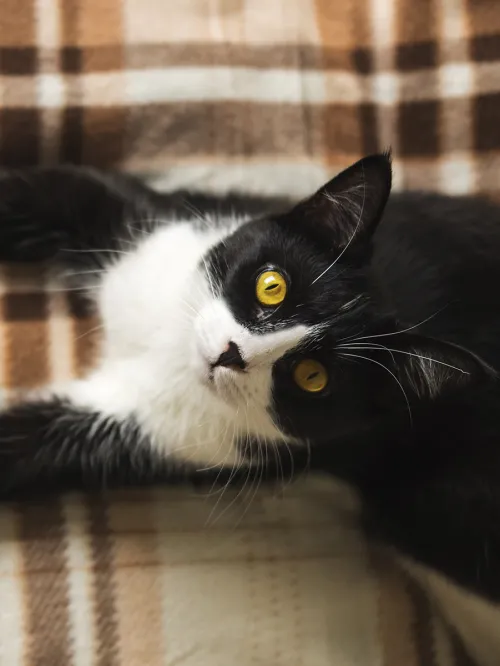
0,395,194,498
0,167,159,275
0,394,271,499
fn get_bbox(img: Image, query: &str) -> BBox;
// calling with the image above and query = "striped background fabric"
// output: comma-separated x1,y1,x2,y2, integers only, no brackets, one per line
1,0,500,198
1,0,499,663
0,479,474,666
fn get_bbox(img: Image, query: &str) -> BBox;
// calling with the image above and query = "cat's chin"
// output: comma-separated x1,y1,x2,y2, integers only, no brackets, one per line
207,366,242,407
193,349,244,408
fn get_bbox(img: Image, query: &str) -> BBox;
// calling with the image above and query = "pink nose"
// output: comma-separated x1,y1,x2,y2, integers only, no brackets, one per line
212,341,246,371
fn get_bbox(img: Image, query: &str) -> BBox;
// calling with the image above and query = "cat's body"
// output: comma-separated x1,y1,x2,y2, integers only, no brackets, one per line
1,156,500,663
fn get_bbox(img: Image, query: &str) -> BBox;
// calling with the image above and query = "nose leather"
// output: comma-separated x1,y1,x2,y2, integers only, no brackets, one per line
213,341,246,371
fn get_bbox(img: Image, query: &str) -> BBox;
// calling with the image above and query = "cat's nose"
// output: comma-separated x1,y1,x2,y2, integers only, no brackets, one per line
212,341,246,371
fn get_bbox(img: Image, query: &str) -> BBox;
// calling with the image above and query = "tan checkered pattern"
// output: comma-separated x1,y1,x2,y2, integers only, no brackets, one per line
0,0,498,198
0,479,471,666
0,0,497,663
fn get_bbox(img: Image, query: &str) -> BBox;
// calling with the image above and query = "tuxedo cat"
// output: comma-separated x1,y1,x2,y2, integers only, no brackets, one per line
1,155,500,664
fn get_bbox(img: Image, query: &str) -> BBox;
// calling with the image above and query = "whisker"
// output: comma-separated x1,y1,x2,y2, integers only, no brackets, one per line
182,199,210,226
338,342,396,364
197,414,235,473
201,256,217,300
202,420,240,501
340,351,413,425
64,268,107,278
235,436,264,529
62,248,130,256
73,323,104,341
340,308,446,344
340,344,469,375
45,285,100,293
207,417,251,527
179,298,200,318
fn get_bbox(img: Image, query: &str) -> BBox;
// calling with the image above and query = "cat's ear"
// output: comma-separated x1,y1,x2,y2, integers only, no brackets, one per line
398,338,495,399
280,152,392,250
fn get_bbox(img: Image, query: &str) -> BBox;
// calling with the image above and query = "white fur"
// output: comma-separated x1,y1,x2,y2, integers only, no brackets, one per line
61,220,311,468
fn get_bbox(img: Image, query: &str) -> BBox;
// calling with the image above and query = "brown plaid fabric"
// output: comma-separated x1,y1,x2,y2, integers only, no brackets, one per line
0,479,470,666
0,0,498,663
1,0,499,199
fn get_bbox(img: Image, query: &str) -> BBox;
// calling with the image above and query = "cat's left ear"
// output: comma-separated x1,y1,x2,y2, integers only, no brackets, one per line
280,152,392,250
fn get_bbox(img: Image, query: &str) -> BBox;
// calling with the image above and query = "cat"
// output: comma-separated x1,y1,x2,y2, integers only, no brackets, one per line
1,154,500,663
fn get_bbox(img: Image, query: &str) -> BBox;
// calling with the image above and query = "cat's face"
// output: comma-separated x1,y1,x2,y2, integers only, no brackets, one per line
191,155,394,454
192,153,489,462
194,216,375,446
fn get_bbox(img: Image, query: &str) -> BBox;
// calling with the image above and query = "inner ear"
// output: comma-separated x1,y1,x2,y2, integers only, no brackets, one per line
398,337,495,399
279,152,392,250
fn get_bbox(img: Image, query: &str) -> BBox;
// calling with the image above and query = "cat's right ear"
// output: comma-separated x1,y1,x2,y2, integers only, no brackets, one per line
278,152,392,251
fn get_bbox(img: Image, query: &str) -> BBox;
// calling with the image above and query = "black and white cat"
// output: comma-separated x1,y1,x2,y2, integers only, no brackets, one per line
1,154,500,664
0,155,393,491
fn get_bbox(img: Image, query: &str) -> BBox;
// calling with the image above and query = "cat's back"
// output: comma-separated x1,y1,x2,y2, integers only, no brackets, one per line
371,191,500,361
379,190,500,256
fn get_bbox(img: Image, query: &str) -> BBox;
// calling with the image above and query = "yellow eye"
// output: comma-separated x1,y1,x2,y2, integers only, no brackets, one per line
293,359,328,393
255,270,287,306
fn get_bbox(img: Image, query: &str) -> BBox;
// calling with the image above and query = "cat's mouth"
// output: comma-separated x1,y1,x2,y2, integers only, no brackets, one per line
208,366,243,406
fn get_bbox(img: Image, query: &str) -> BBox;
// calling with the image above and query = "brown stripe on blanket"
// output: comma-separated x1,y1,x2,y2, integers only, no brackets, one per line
398,101,440,157
127,42,332,71
17,499,73,666
314,0,372,49
68,293,101,377
0,107,40,167
396,0,439,46
359,103,381,154
0,0,39,166
323,103,370,164
18,41,472,73
396,41,438,72
61,107,85,164
466,0,500,37
127,102,326,161
315,0,372,165
87,497,121,666
0,47,37,75
79,0,127,166
471,34,500,63
395,0,439,75
60,0,127,166
474,93,500,152
55,42,350,73
369,548,421,666
108,496,166,665
83,107,127,166
60,0,84,163
0,0,36,47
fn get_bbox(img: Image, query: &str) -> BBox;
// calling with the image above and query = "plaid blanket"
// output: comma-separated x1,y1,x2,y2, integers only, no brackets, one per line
0,477,472,666
1,0,499,663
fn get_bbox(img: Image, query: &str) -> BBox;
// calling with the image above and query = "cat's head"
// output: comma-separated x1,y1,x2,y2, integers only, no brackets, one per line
192,152,492,461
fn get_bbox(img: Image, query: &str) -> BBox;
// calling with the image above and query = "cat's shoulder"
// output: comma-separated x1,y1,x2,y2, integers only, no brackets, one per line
384,190,500,234
377,190,500,260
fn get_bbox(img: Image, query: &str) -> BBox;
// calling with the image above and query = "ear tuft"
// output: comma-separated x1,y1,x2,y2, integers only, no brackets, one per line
281,152,392,251
399,340,495,399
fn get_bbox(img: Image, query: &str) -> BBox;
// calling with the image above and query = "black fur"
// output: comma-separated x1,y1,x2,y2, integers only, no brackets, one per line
1,157,500,610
